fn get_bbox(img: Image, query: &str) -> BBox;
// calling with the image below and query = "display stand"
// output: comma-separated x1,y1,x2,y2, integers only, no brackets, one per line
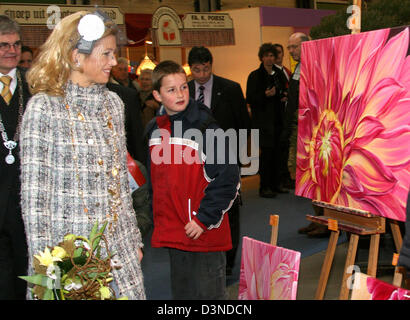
306,200,388,300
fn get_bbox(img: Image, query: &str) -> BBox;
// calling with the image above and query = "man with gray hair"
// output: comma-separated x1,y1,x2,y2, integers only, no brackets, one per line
110,56,140,91
0,15,31,299
285,32,309,179
287,32,329,238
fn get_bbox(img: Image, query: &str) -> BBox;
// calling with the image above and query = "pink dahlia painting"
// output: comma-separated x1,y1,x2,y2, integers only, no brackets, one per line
366,276,410,300
238,237,301,300
351,273,410,300
296,26,410,221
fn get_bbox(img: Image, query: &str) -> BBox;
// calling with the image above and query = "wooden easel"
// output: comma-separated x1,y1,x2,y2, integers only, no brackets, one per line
270,214,279,246
307,200,403,299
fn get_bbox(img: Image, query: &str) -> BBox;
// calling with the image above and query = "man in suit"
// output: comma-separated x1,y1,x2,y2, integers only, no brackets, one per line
0,15,31,299
285,33,308,178
273,43,293,191
110,57,140,91
106,82,147,166
188,46,251,277
286,32,328,238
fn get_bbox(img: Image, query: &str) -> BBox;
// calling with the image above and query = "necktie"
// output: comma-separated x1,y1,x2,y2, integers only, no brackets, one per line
197,85,205,104
0,76,12,105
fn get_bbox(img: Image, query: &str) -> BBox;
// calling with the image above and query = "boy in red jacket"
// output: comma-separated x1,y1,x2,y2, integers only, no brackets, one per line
147,60,240,299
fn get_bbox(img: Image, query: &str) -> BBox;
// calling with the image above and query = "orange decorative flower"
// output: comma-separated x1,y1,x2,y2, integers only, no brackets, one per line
296,27,410,221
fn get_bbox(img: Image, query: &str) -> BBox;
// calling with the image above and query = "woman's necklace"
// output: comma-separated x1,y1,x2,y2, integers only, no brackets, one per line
0,70,24,165
64,91,122,233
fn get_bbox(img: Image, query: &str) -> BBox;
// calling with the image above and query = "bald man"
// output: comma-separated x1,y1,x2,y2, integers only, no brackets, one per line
287,33,329,237
285,32,308,137
284,33,308,179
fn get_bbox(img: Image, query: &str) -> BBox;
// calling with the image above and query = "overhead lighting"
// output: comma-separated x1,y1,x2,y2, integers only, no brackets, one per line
182,63,191,76
136,54,157,75
136,39,157,75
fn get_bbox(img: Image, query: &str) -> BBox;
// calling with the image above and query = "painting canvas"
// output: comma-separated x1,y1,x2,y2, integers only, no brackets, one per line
351,273,410,300
238,236,301,300
295,26,410,221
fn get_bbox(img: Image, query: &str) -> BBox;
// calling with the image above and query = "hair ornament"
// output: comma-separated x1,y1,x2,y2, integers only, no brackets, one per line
76,10,111,54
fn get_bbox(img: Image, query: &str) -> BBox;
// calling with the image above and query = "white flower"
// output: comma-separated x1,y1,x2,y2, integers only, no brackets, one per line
75,240,91,251
64,281,83,291
46,264,58,280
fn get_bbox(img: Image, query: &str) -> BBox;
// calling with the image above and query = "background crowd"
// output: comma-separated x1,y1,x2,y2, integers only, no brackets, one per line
0,10,408,301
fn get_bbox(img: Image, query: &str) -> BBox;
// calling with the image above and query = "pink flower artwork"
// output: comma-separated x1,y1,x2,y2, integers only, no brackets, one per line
296,26,410,221
366,277,410,300
238,237,301,300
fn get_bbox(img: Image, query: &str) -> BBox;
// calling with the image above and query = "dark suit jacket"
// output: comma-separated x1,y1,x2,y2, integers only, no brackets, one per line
399,191,410,269
188,75,250,134
106,82,147,165
0,67,31,230
189,75,250,167
285,67,300,139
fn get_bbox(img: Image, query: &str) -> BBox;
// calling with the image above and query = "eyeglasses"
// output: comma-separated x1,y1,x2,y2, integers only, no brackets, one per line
287,44,299,50
0,40,22,52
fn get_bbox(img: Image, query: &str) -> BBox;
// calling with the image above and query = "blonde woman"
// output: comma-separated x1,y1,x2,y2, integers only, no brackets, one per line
20,11,145,299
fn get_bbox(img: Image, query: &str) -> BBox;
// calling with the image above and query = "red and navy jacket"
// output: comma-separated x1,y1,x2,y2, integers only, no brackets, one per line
146,99,240,252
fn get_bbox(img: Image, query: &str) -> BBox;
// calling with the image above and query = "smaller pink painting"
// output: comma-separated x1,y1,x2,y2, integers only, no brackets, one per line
238,237,301,300
366,277,410,300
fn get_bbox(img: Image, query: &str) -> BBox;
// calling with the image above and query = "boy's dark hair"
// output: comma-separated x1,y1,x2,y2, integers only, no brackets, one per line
188,46,213,67
258,43,278,61
152,60,186,92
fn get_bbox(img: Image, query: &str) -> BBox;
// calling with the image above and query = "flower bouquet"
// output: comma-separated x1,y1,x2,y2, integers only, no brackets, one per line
20,221,127,300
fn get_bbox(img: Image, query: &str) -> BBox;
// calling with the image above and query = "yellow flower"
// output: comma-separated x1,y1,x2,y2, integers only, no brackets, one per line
34,247,62,267
99,286,111,300
51,246,67,259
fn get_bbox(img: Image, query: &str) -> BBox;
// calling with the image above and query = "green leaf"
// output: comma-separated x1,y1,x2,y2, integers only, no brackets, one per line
42,288,54,300
88,271,109,280
98,221,108,235
91,221,108,252
19,274,48,286
88,220,99,245
73,247,83,258
96,245,101,259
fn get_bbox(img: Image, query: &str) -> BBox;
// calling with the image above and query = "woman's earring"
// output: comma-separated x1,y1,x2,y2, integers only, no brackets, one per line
75,60,80,68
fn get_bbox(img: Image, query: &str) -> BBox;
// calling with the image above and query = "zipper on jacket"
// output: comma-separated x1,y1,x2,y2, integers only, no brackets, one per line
188,198,197,221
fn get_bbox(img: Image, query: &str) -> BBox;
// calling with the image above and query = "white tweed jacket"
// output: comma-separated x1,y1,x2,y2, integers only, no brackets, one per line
20,82,146,299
